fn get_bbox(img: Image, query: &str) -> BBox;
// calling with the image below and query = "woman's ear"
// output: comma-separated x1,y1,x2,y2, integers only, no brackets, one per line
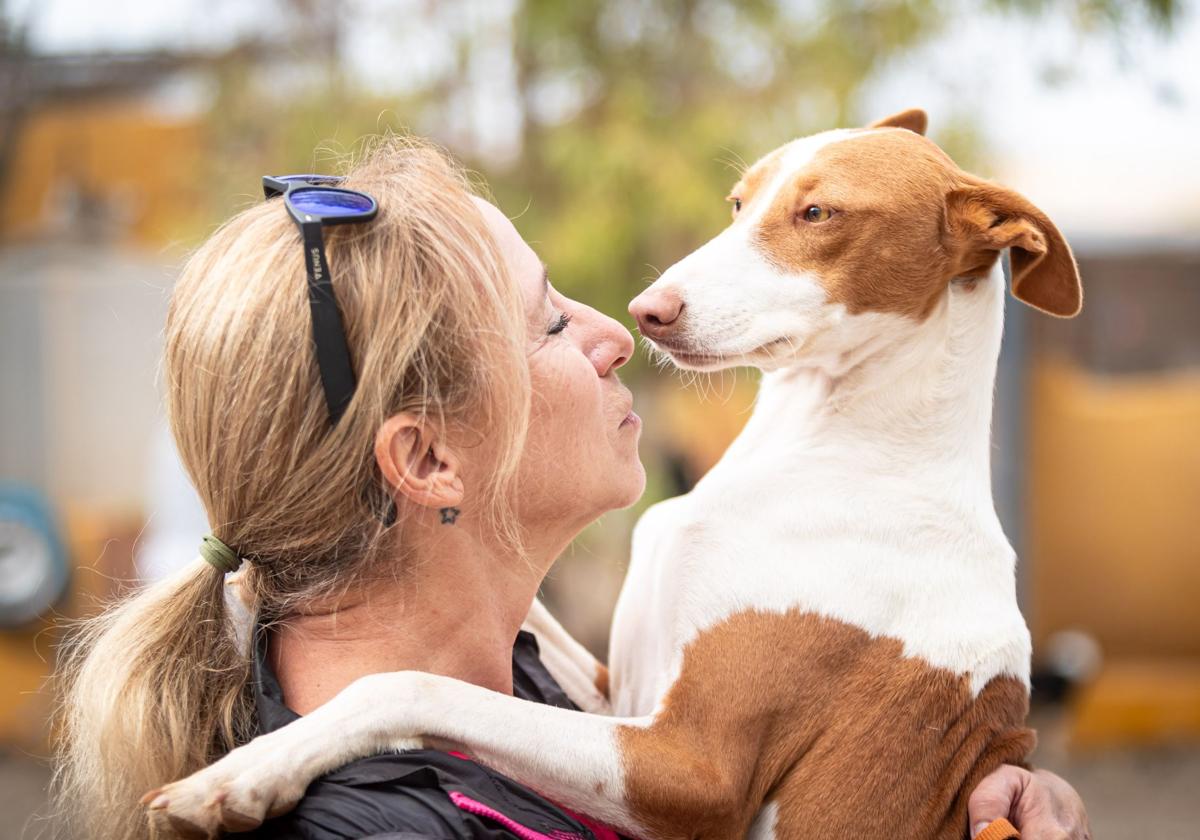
374,413,465,511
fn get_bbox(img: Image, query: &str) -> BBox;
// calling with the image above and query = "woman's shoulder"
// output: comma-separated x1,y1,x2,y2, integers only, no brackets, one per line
246,629,603,838
246,748,609,840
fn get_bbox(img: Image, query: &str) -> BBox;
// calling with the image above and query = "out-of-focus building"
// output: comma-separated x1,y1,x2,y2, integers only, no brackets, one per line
1027,239,1200,748
0,50,212,748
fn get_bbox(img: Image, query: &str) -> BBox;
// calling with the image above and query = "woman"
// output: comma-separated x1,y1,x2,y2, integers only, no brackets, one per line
52,138,1089,840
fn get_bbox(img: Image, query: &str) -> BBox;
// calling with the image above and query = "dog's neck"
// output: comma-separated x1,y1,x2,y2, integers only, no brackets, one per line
720,262,1008,505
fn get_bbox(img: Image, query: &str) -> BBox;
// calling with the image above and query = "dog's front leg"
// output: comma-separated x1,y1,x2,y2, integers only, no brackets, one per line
148,671,736,840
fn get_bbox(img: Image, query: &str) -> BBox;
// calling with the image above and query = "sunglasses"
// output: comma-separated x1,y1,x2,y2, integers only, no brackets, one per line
262,174,379,425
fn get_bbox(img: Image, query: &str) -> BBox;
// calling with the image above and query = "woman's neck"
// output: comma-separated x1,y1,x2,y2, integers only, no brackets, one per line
269,526,550,716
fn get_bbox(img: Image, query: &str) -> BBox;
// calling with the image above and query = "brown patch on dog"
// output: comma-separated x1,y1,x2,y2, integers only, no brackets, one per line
870,107,929,136
618,609,1033,840
943,179,1081,317
594,663,610,700
754,130,963,321
751,129,1080,321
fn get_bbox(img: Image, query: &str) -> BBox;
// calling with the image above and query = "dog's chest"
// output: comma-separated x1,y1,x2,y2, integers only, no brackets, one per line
617,607,1034,840
671,473,1023,660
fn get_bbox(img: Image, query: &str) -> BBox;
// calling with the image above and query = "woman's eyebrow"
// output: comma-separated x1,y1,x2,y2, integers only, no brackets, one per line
541,263,550,296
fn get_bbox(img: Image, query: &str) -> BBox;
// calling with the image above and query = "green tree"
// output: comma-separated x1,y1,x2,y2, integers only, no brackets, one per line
194,0,1181,375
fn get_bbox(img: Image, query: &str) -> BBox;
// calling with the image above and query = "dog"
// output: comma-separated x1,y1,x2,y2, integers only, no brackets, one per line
150,109,1081,839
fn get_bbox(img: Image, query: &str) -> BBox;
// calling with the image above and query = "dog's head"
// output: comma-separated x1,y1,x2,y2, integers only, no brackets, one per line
630,109,1082,372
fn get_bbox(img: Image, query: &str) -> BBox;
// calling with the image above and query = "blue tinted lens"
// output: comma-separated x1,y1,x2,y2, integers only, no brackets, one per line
276,174,344,186
289,188,375,218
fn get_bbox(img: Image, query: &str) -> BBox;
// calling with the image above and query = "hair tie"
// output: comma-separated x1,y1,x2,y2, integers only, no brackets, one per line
199,534,242,574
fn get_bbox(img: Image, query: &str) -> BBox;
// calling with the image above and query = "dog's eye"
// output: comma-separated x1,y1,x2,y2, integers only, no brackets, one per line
728,196,743,214
803,205,832,223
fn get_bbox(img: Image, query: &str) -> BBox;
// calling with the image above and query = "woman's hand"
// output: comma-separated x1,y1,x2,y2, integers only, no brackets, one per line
969,765,1092,839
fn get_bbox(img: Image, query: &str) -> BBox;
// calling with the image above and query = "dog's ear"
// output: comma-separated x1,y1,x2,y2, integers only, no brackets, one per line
869,108,928,136
943,180,1082,317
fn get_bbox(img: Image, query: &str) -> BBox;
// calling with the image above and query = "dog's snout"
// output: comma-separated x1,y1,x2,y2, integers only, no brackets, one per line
629,288,684,341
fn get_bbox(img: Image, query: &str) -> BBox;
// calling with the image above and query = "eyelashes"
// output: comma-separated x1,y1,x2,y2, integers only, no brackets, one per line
547,312,572,335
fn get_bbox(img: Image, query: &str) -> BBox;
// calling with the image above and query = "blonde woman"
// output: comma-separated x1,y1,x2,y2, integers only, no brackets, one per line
52,139,1089,840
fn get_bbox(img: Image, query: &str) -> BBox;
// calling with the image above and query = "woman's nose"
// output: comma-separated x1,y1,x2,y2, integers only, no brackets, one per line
590,313,635,377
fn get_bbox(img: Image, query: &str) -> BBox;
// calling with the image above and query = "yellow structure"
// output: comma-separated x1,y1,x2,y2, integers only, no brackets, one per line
1028,360,1200,746
1,100,202,245
0,97,200,748
0,508,142,750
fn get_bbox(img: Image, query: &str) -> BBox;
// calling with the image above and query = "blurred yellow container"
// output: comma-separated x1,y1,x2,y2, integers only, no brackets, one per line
1,100,201,246
1028,360,1200,746
0,507,141,751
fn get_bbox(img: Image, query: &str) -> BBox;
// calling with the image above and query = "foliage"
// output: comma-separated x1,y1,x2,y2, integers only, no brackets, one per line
191,0,1181,378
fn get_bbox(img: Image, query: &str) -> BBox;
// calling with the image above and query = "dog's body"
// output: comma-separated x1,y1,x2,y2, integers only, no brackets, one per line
154,111,1081,839
607,269,1035,837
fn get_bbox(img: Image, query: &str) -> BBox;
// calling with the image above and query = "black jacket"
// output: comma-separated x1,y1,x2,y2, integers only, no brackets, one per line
244,627,623,840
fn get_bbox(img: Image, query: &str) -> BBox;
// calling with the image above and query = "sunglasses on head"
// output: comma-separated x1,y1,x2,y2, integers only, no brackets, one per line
262,174,379,425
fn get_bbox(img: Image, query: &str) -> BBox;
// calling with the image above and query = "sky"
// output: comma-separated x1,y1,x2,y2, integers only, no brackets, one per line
862,4,1200,239
10,0,1200,239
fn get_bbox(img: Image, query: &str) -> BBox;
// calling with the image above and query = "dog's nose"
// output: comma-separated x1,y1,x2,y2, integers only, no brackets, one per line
629,288,684,341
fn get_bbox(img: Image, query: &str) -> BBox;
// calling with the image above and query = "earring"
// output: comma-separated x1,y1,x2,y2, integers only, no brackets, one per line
439,507,461,525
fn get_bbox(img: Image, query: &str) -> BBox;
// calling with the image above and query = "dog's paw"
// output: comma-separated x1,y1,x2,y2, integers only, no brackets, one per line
141,731,320,836
142,672,431,836
142,724,427,836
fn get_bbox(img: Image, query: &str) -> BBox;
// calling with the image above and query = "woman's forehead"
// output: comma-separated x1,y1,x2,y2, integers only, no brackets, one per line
471,196,545,308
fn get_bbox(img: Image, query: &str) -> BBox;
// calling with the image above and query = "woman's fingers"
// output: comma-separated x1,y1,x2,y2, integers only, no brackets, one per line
968,764,1092,840
968,764,1027,836
1019,769,1092,840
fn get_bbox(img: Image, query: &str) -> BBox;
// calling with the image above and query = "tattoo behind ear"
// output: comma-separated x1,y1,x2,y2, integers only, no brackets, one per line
440,507,461,525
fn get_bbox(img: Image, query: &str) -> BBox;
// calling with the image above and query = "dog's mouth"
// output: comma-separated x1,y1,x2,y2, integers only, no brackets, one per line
649,336,794,371
661,349,727,371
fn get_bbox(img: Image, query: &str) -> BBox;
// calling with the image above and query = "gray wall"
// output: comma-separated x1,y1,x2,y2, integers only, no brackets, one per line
0,242,174,513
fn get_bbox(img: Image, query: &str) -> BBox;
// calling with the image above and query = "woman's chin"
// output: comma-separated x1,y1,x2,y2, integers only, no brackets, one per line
614,460,648,509
588,460,647,516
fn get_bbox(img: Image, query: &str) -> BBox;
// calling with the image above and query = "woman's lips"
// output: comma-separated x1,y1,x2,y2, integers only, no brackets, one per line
619,410,641,429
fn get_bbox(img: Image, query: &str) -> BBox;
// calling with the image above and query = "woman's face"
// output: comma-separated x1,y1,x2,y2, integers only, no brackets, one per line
474,198,645,533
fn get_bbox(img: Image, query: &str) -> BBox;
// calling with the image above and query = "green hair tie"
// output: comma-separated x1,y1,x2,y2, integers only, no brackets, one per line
200,534,242,574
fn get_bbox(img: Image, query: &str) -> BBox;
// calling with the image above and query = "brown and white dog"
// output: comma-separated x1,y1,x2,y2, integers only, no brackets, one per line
151,110,1081,839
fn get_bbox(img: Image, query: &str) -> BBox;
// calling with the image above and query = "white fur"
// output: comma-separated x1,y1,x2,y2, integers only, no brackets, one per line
611,132,1028,713
612,286,1030,714
638,132,856,372
747,801,778,840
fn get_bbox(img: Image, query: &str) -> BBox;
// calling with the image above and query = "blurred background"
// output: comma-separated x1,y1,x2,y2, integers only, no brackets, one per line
1,0,1197,837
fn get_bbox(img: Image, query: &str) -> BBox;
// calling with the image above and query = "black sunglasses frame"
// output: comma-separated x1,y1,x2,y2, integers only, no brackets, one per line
262,174,378,425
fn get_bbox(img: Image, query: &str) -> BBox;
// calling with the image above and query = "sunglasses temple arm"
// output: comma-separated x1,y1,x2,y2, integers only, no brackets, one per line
301,221,357,424
262,175,288,199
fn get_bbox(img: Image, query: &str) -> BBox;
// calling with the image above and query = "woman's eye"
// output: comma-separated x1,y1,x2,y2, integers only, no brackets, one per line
728,196,743,214
803,205,833,223
547,312,572,335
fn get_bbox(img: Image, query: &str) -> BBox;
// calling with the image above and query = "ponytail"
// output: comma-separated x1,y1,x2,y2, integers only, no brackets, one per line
50,559,253,839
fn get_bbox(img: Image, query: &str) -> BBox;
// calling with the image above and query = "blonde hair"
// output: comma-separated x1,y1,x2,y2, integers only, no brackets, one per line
49,137,530,839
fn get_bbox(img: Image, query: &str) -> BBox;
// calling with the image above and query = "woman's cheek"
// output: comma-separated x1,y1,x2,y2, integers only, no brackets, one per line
528,352,589,447
542,341,614,441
